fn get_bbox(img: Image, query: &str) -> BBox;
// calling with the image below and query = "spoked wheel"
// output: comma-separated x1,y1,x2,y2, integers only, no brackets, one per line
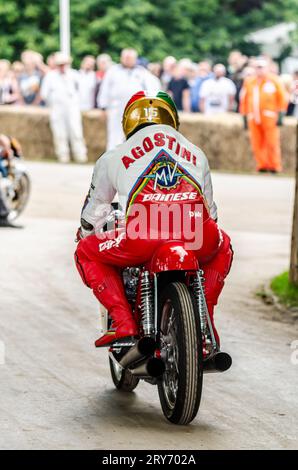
109,353,139,392
7,171,31,220
158,282,203,425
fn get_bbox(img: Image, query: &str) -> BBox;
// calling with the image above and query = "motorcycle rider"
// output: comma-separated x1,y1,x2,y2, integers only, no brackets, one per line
0,134,23,228
75,91,233,348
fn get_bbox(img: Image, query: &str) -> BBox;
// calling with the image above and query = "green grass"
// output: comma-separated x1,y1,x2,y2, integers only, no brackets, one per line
271,271,298,308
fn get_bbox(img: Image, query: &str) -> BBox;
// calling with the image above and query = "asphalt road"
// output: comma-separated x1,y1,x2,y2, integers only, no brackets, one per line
0,162,297,450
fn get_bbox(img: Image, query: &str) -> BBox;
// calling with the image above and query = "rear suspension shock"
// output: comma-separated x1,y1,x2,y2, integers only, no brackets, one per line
193,269,208,335
140,271,154,336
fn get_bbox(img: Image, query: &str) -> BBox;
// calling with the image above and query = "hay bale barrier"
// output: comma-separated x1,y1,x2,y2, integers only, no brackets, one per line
0,105,296,173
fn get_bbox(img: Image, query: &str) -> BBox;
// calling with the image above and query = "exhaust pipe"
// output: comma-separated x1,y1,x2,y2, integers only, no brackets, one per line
203,351,232,373
129,357,165,378
119,337,156,369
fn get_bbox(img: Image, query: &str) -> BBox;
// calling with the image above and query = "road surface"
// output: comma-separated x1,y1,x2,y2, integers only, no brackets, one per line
0,162,297,450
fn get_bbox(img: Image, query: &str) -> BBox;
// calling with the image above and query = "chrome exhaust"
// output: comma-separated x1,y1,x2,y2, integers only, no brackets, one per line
129,357,165,378
203,351,232,373
119,337,156,369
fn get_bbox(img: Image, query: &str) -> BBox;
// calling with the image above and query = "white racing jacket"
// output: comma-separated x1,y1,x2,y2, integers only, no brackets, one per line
80,124,217,238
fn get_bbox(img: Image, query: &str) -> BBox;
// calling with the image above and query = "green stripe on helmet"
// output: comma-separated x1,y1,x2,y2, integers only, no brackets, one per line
156,91,178,113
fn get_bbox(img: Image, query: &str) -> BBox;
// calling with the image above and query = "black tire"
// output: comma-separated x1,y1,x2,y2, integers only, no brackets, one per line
158,282,203,425
109,356,139,392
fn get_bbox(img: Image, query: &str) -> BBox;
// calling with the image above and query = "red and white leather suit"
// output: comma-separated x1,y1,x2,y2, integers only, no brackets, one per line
75,124,233,347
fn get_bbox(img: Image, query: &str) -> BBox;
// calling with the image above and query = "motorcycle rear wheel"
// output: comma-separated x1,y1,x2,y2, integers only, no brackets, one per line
109,355,139,392
158,281,203,425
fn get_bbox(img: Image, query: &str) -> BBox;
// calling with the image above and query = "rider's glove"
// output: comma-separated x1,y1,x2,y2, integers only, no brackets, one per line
106,210,124,223
75,227,82,243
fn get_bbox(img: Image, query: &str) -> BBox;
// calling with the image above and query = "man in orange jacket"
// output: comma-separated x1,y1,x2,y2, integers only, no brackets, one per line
240,57,287,173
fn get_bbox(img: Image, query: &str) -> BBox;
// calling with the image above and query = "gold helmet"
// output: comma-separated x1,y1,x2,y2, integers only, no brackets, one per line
122,90,180,139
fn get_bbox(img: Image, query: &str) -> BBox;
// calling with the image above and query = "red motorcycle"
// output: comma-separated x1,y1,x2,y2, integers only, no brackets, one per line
102,209,232,425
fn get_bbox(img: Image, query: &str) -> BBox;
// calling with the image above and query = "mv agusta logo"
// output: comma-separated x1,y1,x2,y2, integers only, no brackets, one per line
144,154,182,191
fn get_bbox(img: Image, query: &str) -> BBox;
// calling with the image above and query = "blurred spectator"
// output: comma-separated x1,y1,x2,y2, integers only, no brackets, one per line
33,51,48,77
161,56,176,90
19,51,42,105
146,62,161,90
228,51,248,75
137,56,149,69
11,61,25,80
200,64,236,115
98,48,160,150
286,71,298,118
227,50,248,111
167,61,190,112
96,53,113,82
242,65,255,79
47,54,56,71
41,52,87,163
148,62,162,79
280,73,293,114
190,61,213,112
78,55,96,111
269,61,280,75
240,57,287,173
0,60,19,105
179,58,196,84
228,50,244,72
94,53,113,107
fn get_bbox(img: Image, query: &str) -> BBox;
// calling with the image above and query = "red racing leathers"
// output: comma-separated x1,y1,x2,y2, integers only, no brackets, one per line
75,124,233,346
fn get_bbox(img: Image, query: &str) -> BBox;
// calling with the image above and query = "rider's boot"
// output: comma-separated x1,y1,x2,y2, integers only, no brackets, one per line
91,266,138,347
0,198,23,228
75,247,138,346
0,217,24,228
0,196,23,228
205,301,220,348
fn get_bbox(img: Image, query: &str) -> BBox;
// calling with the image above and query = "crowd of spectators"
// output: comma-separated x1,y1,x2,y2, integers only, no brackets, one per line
0,50,113,110
1,48,298,117
0,47,298,168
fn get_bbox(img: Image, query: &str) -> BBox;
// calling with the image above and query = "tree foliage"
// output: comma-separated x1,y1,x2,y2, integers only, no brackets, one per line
0,0,297,64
